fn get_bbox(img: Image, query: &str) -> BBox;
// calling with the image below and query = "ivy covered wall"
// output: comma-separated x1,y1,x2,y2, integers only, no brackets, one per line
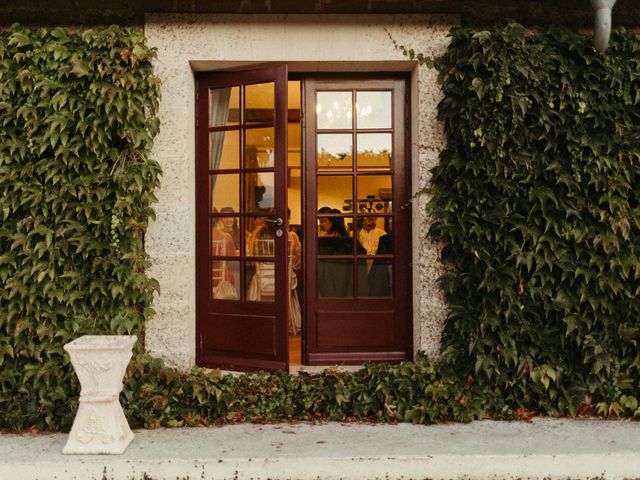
0,25,161,429
423,22,640,416
1,21,639,432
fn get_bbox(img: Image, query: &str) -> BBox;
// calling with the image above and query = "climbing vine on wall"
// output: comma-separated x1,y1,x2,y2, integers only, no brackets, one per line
407,22,640,416
0,25,161,430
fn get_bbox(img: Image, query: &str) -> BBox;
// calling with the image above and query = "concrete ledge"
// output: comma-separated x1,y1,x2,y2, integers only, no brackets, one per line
1,419,639,479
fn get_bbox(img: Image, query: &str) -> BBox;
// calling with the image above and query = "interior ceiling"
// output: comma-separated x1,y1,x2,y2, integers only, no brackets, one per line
2,1,640,27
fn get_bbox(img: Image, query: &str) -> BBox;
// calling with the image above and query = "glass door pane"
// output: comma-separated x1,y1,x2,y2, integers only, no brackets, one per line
209,81,279,302
210,86,240,127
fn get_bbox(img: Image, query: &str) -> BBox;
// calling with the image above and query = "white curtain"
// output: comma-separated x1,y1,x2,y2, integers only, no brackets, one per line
210,87,232,197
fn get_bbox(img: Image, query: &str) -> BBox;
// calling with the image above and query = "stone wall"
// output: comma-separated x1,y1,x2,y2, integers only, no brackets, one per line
144,14,458,370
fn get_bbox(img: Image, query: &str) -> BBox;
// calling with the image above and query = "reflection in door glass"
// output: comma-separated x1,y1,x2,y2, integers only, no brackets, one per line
246,261,275,302
210,130,240,170
210,86,240,127
316,91,352,130
357,133,391,171
356,91,392,129
245,172,274,212
317,134,353,170
211,173,240,213
245,127,275,168
318,260,353,298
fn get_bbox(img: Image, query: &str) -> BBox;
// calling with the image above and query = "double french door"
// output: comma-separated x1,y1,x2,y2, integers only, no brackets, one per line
196,66,411,372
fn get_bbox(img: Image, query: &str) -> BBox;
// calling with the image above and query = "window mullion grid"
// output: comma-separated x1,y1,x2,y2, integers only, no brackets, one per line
239,83,246,301
351,89,358,299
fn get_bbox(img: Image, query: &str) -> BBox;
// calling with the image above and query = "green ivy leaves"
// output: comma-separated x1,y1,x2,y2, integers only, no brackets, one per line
428,22,640,417
0,24,161,431
120,353,482,428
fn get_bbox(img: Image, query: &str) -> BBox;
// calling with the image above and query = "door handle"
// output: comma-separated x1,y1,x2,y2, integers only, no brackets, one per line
265,217,284,226
265,217,284,237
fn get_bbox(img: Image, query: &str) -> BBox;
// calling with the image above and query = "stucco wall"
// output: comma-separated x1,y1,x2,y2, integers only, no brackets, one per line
144,13,458,370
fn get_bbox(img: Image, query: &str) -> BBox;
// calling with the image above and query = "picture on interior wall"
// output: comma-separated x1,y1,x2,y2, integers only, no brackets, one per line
351,197,390,214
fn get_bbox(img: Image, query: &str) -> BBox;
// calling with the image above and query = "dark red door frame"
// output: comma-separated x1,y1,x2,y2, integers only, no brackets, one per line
195,70,411,371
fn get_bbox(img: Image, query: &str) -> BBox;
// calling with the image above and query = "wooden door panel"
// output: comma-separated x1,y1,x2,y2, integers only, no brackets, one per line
303,77,412,365
202,313,276,356
196,65,289,372
316,311,395,348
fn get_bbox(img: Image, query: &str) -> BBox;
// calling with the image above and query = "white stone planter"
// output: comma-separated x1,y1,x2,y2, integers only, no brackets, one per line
63,335,137,455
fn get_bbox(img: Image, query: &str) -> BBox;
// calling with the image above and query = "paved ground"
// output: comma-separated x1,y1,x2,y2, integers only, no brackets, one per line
1,418,639,479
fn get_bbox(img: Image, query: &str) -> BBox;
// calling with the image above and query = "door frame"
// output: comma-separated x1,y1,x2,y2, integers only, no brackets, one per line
194,69,413,371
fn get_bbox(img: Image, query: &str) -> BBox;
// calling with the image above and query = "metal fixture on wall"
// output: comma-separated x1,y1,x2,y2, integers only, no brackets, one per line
591,0,617,53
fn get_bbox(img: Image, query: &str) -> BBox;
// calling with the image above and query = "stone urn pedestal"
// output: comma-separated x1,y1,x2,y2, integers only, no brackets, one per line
63,335,137,455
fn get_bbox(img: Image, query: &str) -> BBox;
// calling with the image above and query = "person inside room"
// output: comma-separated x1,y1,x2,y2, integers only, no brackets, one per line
220,206,241,250
211,215,238,299
357,216,391,297
287,208,302,334
246,217,275,301
358,216,386,257
317,208,352,297
367,231,392,297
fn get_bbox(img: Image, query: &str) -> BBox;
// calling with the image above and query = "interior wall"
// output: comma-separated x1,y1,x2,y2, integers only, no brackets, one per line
288,174,302,225
144,13,458,370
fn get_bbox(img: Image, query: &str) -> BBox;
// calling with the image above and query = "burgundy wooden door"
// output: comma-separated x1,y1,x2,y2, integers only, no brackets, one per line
303,78,412,365
196,66,289,372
